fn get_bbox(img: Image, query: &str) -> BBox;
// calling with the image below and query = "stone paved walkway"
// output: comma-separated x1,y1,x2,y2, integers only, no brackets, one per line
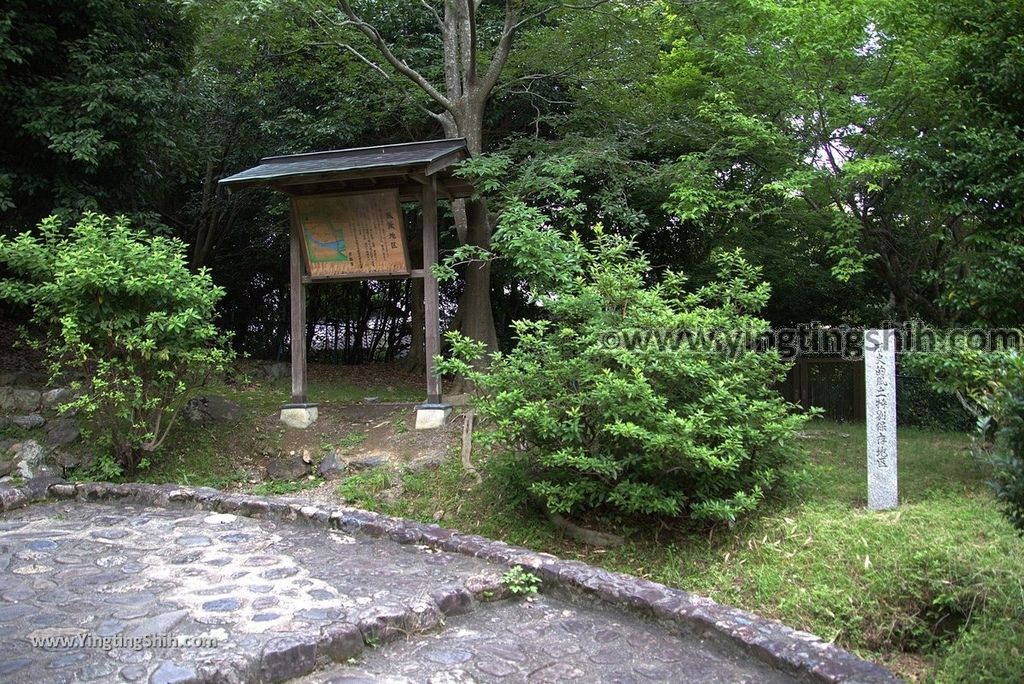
0,500,799,684
306,596,791,683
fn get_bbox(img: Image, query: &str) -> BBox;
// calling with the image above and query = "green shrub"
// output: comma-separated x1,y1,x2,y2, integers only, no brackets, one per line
440,230,807,525
986,353,1024,529
897,365,972,431
912,347,1024,530
0,212,234,473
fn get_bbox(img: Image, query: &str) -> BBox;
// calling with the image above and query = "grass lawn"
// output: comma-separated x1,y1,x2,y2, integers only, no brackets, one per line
367,419,1023,683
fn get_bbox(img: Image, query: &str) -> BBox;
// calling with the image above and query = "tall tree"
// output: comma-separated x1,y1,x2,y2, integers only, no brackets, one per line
919,0,1024,326
0,0,195,231
650,0,959,323
323,0,611,352
169,0,439,360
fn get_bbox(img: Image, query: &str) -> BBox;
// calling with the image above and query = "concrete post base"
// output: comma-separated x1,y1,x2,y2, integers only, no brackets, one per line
414,404,452,430
280,403,318,429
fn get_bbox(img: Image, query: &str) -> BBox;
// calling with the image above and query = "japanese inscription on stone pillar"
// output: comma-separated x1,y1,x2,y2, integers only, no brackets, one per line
865,329,898,510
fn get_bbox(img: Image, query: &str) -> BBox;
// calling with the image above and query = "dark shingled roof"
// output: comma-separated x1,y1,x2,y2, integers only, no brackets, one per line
219,138,469,188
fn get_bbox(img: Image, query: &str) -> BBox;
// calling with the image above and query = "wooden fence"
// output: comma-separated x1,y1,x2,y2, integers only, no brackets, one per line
778,357,865,421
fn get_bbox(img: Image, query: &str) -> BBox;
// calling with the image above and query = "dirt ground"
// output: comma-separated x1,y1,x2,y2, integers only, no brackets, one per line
146,362,467,502
259,399,466,508
275,401,461,467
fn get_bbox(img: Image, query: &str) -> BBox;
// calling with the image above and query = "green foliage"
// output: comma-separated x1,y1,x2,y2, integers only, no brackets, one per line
912,347,1024,529
7,0,1024,371
501,566,541,596
338,469,392,508
990,447,1024,532
450,148,593,295
0,213,234,472
0,0,196,229
77,453,125,483
921,0,1024,326
649,0,954,321
440,230,806,525
897,367,972,432
985,355,1024,530
599,0,1022,327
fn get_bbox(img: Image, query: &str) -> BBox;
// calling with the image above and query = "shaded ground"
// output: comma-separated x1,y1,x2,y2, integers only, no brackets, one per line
142,363,463,494
0,499,798,684
39,359,1017,683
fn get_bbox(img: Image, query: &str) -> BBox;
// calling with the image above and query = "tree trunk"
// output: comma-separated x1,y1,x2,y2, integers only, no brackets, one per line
446,108,498,353
305,287,319,355
407,276,426,373
352,283,372,364
456,194,498,352
335,0,532,356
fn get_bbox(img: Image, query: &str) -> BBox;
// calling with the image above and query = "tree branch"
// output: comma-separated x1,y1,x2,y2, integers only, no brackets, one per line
420,0,444,30
465,0,478,86
336,0,453,113
493,44,613,93
478,0,519,101
303,12,452,138
513,0,612,30
423,106,449,126
479,0,613,101
339,42,393,80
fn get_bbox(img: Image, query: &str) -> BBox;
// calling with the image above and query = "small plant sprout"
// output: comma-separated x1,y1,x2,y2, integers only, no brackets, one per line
502,566,541,596
338,432,367,449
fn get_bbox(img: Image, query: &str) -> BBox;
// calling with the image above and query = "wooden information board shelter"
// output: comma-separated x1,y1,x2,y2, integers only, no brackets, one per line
220,139,473,428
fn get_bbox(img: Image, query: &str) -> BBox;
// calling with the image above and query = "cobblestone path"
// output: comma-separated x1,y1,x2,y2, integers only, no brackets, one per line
0,500,800,683
306,595,792,683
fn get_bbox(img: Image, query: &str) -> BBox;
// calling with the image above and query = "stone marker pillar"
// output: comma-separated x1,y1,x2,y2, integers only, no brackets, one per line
864,329,898,510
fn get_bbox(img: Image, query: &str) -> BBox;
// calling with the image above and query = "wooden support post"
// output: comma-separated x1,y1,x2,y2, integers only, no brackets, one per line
799,357,810,410
421,177,442,404
289,204,308,404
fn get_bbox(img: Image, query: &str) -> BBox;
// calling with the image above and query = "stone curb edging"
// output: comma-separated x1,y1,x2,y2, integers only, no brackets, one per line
1,479,900,684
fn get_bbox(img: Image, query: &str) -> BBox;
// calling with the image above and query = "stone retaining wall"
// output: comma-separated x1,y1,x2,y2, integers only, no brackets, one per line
0,380,83,481
0,478,900,683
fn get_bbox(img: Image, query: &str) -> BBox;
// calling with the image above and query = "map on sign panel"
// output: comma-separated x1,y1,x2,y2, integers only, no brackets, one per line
293,189,410,279
304,219,350,263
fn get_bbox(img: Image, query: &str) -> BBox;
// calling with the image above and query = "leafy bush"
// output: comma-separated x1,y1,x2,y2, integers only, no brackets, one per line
911,347,1024,529
440,230,807,525
502,566,541,596
897,365,973,431
985,353,1024,529
0,213,234,473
